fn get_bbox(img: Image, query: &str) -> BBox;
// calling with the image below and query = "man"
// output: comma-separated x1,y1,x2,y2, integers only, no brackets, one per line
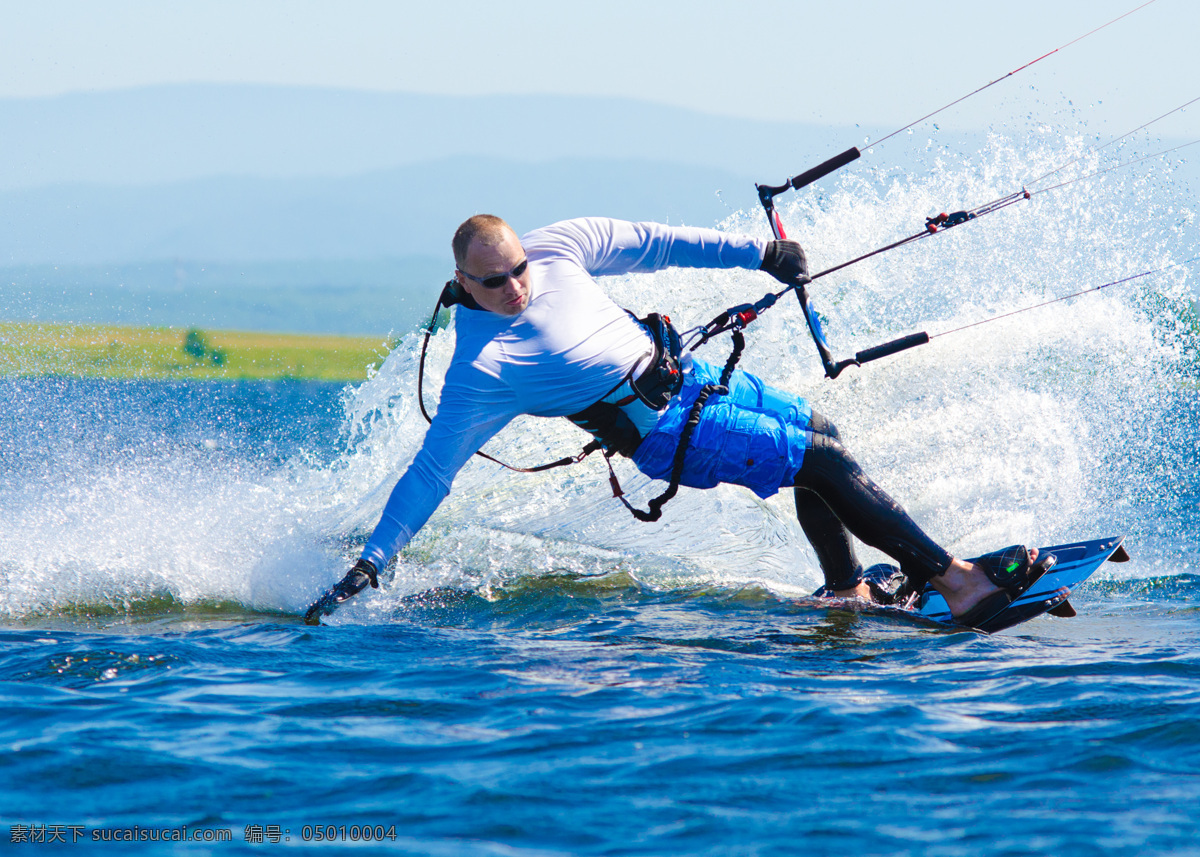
305,216,1049,625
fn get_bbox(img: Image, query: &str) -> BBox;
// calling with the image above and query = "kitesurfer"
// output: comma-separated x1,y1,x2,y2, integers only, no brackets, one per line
306,216,1050,625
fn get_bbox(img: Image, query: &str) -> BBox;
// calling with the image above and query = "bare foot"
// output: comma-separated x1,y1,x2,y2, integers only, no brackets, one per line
931,548,1039,618
832,581,874,601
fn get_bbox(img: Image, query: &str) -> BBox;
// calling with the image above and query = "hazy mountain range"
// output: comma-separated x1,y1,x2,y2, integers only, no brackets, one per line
0,84,875,190
2,84,894,333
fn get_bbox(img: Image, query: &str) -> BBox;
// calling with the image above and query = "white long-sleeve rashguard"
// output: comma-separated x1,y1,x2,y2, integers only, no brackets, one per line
360,217,767,571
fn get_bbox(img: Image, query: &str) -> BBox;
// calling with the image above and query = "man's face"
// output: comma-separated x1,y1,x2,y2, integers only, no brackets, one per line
456,228,532,316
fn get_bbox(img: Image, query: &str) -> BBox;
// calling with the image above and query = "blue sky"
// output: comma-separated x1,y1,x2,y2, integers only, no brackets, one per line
1,0,1195,137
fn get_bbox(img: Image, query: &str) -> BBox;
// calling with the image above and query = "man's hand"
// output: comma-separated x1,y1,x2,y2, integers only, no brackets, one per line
760,240,810,285
303,559,380,625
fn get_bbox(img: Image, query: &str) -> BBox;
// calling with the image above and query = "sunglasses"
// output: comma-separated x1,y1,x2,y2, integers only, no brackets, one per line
457,258,529,290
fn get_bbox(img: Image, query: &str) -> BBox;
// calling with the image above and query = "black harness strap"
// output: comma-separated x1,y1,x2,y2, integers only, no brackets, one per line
607,330,746,522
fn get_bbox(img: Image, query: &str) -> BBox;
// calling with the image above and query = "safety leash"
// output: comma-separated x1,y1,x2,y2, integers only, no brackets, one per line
417,285,603,474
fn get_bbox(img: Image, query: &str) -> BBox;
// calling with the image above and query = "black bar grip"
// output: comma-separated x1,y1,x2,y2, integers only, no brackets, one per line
789,147,861,192
855,331,929,364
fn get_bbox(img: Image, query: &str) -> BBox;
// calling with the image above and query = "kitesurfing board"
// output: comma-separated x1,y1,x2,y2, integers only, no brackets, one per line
814,535,1127,634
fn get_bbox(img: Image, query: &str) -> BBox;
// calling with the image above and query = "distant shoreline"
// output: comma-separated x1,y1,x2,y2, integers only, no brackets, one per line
0,321,394,382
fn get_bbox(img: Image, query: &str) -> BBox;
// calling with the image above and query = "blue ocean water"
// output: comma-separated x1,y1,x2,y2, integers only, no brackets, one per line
2,132,1199,855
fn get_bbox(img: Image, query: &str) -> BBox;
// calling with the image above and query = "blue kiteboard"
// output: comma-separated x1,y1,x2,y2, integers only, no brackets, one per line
814,536,1128,634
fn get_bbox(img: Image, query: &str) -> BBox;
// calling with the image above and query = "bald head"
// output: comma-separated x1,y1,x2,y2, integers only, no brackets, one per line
452,214,516,268
452,214,531,316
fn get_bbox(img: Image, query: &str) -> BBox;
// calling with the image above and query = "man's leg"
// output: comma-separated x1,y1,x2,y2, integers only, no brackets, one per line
632,363,1040,620
794,420,1049,619
794,412,954,592
795,413,864,592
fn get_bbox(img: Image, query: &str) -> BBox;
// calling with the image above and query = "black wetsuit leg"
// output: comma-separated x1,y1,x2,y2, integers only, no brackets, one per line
795,412,953,589
795,414,863,590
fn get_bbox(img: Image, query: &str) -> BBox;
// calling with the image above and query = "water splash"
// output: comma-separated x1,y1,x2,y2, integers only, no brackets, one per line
1,129,1196,622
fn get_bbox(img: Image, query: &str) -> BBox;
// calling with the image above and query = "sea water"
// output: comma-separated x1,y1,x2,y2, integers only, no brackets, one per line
1,131,1198,855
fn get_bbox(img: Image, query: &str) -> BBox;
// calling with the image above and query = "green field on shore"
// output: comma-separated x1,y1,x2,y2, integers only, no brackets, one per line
0,321,396,381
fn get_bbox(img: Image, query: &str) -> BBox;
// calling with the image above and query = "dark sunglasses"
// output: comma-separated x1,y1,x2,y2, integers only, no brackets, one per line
457,258,528,290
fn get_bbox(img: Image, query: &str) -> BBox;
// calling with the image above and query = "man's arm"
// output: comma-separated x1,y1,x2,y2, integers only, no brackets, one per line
305,367,517,623
361,374,516,568
526,217,808,286
524,218,769,278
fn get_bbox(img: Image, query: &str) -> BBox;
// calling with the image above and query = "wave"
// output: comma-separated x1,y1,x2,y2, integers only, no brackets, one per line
13,563,1200,644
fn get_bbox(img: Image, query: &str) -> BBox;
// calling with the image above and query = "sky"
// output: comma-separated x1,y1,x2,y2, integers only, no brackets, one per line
1,0,1196,139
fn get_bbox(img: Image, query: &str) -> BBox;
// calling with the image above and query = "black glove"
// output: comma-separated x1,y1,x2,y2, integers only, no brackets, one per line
303,559,380,625
354,558,380,588
760,240,810,285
